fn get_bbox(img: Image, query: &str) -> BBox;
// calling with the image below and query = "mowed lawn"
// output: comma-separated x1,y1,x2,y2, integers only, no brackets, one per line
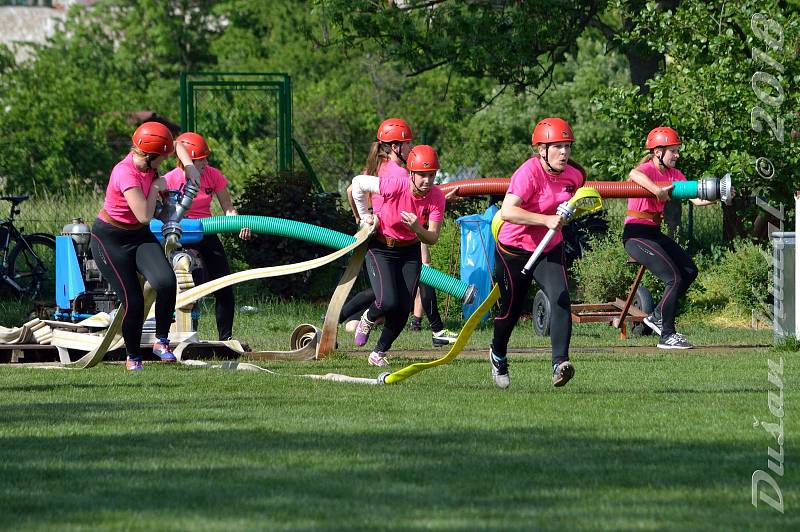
0,316,796,531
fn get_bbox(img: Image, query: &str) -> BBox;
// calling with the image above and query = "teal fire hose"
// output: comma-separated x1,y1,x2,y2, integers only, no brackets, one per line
199,215,476,303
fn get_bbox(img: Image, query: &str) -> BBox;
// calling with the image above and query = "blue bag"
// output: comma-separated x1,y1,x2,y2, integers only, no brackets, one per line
455,204,498,321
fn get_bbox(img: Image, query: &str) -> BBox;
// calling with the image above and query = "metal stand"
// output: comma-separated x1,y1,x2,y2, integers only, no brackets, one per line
570,258,648,339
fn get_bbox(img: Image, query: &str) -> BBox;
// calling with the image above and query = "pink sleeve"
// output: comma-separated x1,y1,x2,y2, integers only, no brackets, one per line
208,167,229,191
428,192,445,223
672,169,687,182
113,166,142,194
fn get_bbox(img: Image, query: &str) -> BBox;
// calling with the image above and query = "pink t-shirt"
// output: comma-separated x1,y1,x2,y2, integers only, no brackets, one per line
371,159,408,212
625,159,686,226
378,159,408,179
375,177,445,242
100,153,156,225
498,157,585,253
163,165,229,219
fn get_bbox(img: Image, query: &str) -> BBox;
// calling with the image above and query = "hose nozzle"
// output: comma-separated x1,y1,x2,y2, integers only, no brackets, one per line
159,181,200,247
175,179,200,221
462,284,477,305
697,174,734,205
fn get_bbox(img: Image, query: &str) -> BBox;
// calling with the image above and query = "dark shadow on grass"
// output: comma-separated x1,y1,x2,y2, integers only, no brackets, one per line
0,383,175,393
0,419,793,530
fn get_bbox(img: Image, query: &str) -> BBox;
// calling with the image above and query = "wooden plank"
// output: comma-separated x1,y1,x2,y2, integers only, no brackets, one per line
571,304,618,312
0,343,58,351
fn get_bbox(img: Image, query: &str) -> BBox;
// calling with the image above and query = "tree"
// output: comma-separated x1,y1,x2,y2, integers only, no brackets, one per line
0,0,222,191
315,0,607,107
437,33,631,181
592,0,799,237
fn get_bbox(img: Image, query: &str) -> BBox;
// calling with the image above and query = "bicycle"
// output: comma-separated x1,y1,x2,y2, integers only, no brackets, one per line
0,196,56,302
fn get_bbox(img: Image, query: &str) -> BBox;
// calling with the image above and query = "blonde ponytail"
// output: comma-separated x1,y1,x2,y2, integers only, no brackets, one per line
362,141,394,175
638,153,654,166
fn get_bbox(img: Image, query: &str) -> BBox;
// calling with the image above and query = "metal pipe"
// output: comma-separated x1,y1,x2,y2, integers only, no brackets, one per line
438,174,733,204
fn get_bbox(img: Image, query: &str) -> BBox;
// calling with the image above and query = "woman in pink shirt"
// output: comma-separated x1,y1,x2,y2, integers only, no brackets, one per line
350,145,446,367
341,118,413,333
623,127,718,350
343,118,458,345
163,132,251,341
489,118,585,389
89,121,201,371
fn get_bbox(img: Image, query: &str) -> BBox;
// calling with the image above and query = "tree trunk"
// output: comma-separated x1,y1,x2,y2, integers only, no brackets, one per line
722,198,748,242
663,199,681,239
624,0,679,94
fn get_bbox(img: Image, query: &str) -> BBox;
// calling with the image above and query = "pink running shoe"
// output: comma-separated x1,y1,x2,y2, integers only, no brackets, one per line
368,351,389,367
125,356,143,371
354,311,375,347
153,337,177,363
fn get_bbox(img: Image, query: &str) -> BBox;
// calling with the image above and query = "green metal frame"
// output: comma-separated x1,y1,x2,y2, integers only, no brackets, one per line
291,139,323,192
179,72,323,191
180,72,292,173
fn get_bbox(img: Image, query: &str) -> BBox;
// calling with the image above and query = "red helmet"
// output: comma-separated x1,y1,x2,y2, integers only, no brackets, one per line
376,118,413,143
132,121,174,156
646,127,681,149
407,145,440,172
532,117,575,145
176,132,211,160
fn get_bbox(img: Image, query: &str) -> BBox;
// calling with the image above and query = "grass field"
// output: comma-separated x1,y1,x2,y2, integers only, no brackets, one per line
0,299,796,530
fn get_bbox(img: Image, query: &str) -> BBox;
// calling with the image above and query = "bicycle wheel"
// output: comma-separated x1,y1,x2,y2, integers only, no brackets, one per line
8,233,56,302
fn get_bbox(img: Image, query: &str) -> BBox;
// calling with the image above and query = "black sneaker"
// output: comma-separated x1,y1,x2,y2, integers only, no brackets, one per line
552,360,575,387
657,333,693,349
643,314,663,336
431,328,458,346
489,348,510,389
408,318,422,332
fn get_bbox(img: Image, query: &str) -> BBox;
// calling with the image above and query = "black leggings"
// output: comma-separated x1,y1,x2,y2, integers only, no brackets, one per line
341,283,443,332
340,287,375,324
491,243,571,365
364,240,422,352
90,219,177,356
418,283,444,332
184,234,234,340
623,224,698,339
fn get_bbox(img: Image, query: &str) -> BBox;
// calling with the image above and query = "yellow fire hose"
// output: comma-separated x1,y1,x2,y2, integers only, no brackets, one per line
378,284,500,384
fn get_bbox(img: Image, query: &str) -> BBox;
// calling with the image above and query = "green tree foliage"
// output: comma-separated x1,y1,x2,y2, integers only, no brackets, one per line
593,1,799,207
0,0,221,191
0,44,14,74
316,0,607,103
439,34,632,181
211,1,491,190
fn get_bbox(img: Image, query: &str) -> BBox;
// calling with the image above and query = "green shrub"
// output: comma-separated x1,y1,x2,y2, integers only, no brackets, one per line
570,231,663,304
426,218,467,323
570,231,632,303
689,239,771,313
428,218,461,277
231,171,353,300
